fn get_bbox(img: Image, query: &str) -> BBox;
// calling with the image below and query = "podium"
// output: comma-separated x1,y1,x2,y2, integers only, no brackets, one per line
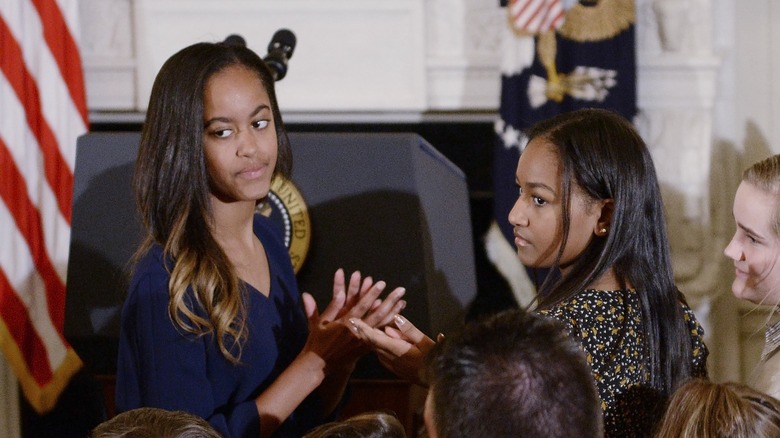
65,132,477,376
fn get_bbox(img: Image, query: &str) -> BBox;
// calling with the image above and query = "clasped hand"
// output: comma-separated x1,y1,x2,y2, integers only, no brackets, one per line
301,269,406,374
348,314,438,386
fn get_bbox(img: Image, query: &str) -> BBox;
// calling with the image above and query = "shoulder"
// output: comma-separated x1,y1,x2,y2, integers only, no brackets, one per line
253,214,287,257
754,354,780,399
679,300,709,370
253,213,298,288
541,289,639,322
125,244,171,309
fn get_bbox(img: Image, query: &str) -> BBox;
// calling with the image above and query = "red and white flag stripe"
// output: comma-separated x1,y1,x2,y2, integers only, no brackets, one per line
508,0,565,34
0,0,86,414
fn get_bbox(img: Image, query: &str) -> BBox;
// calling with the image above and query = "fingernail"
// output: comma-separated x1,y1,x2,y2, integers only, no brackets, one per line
376,281,386,291
397,287,406,297
348,318,359,332
394,314,406,327
399,300,407,311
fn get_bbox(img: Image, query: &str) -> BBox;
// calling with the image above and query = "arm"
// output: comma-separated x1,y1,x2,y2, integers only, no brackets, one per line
255,269,406,436
313,269,406,416
116,270,257,437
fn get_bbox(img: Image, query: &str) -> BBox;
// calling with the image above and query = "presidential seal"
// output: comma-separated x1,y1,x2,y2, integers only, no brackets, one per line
256,176,311,273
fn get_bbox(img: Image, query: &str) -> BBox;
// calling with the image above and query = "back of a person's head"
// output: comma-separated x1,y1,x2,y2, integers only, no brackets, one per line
655,379,780,438
302,411,406,438
425,308,602,438
90,407,222,438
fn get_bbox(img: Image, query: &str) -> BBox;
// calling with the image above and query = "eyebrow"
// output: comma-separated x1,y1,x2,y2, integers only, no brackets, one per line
737,222,763,239
204,104,270,127
525,181,556,195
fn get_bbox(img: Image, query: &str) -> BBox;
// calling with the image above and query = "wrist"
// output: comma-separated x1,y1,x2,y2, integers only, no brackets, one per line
294,350,327,383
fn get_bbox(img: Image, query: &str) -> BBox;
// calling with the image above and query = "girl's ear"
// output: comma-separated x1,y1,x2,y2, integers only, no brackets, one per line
594,199,614,237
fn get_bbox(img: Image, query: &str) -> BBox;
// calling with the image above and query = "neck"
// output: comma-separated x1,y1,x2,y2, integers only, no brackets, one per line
210,196,257,249
584,268,629,291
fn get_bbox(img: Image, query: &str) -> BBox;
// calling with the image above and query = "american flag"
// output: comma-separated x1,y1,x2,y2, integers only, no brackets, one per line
508,0,565,34
0,0,86,414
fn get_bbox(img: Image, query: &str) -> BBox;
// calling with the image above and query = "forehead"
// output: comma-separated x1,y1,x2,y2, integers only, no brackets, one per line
204,65,268,102
734,181,779,231
516,138,562,181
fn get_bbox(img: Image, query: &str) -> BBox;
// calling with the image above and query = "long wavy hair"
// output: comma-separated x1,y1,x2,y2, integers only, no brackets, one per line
133,42,292,363
528,108,695,398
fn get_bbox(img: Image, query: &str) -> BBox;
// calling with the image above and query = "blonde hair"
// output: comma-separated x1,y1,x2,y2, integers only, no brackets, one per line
655,379,780,438
302,412,406,438
90,407,221,438
743,154,780,237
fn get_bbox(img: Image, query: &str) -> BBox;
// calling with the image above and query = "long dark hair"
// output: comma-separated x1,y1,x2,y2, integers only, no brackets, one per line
133,41,292,362
529,108,694,397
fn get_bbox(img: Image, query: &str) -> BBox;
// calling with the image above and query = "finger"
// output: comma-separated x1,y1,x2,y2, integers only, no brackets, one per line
375,300,406,328
344,270,362,306
349,318,412,357
321,272,347,322
331,268,345,300
360,276,373,295
347,281,386,318
363,287,406,327
392,314,428,345
384,326,402,340
302,292,318,320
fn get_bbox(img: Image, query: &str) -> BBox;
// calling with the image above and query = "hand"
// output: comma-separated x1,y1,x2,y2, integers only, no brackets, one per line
349,314,438,386
321,269,407,328
301,292,364,374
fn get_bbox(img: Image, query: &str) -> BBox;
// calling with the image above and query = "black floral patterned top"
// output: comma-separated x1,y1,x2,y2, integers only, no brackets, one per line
538,289,708,438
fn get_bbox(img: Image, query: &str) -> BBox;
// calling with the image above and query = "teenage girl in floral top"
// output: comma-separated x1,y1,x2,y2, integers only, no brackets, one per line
509,108,707,437
351,108,708,438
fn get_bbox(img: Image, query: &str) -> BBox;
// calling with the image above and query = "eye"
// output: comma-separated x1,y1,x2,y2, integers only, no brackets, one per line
517,185,523,196
532,196,547,206
252,119,270,129
747,234,759,244
211,128,233,139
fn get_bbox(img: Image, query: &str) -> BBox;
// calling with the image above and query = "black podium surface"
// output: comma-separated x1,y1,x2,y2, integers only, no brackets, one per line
64,132,477,374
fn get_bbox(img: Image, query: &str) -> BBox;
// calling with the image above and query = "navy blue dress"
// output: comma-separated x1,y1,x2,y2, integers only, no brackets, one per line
115,215,322,437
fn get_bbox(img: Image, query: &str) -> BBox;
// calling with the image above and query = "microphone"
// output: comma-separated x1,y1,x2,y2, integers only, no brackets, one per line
263,29,296,81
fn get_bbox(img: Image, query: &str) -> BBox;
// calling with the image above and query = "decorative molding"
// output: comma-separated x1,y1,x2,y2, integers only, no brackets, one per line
132,0,427,112
79,0,135,110
635,0,723,309
424,0,503,109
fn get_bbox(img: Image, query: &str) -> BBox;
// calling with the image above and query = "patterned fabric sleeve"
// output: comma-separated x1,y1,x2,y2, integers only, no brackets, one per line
682,304,709,377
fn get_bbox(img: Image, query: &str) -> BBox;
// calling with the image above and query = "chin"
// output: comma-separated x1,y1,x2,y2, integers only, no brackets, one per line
732,285,762,305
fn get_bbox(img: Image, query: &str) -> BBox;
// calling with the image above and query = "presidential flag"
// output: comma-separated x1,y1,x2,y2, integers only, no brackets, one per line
488,0,637,305
0,0,86,414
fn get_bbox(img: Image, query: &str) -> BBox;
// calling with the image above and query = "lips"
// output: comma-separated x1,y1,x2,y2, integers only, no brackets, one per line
514,233,530,248
238,163,266,179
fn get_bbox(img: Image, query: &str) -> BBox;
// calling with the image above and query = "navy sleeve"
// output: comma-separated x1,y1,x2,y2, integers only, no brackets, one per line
115,259,260,437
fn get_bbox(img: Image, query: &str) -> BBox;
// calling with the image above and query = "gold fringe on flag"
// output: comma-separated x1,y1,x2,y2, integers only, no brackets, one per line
559,0,636,42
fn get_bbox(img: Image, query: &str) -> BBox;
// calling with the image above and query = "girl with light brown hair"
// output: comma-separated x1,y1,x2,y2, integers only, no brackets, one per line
655,379,780,438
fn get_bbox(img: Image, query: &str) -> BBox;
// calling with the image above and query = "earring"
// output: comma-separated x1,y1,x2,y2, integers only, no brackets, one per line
600,227,608,234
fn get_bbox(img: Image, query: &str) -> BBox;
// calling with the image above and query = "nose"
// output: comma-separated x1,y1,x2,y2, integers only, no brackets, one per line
237,130,259,157
508,196,529,227
723,234,745,262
